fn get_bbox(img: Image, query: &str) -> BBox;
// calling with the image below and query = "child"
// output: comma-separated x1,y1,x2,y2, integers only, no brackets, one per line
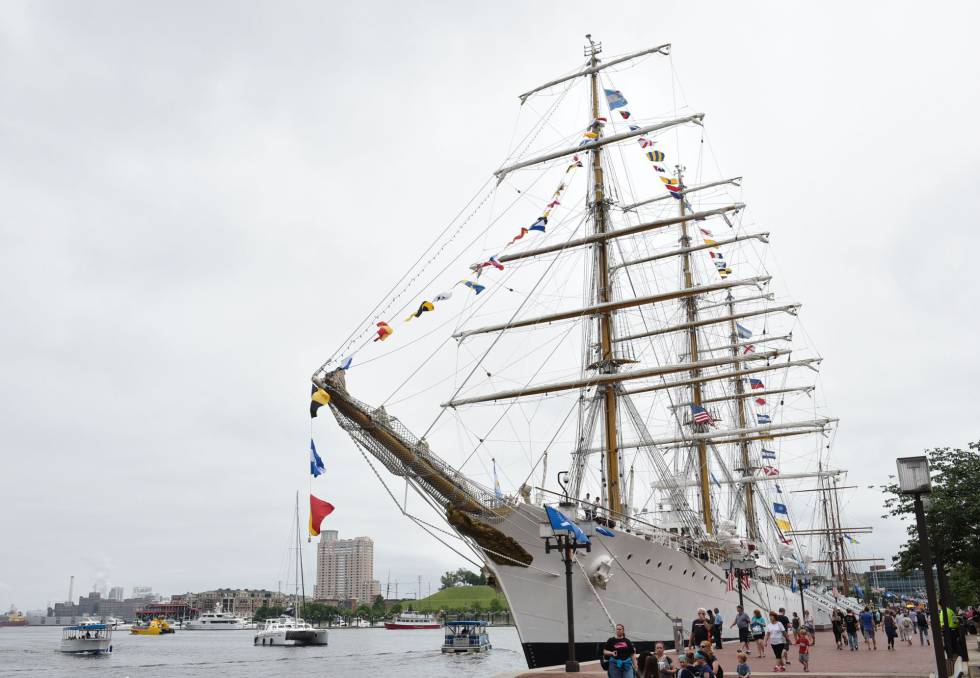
676,655,697,678
736,651,752,676
797,628,812,673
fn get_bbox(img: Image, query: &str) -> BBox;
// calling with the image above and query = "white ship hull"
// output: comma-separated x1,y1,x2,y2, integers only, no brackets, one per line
254,628,329,646
184,619,246,630
487,504,833,668
59,637,112,654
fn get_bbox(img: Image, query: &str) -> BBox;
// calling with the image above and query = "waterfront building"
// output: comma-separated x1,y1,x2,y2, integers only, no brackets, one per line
863,567,937,600
108,586,124,602
172,589,289,617
313,530,380,604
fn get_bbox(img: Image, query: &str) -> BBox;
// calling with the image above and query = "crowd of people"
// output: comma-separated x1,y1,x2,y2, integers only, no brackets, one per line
601,603,979,677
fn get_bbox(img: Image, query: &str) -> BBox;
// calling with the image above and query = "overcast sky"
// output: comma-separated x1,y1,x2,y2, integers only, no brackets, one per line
2,1,978,611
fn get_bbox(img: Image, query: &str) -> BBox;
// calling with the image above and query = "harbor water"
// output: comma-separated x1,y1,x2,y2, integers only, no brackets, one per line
1,625,527,677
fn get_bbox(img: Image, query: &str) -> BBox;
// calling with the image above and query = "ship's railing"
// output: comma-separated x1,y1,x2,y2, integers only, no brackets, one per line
329,386,507,519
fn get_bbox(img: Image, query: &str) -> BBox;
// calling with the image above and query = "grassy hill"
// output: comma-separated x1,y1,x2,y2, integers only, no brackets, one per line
409,585,508,612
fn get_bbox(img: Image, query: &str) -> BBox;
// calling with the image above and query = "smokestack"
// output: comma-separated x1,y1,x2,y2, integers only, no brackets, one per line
67,575,74,605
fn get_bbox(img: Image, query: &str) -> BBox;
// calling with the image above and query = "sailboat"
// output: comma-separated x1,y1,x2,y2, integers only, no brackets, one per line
255,493,328,647
310,37,860,668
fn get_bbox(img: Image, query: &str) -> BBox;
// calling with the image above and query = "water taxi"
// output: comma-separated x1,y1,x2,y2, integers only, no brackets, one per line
130,618,174,635
60,623,113,654
441,620,491,653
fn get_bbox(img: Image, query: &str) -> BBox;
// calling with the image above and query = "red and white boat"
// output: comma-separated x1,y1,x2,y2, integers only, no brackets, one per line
384,612,440,630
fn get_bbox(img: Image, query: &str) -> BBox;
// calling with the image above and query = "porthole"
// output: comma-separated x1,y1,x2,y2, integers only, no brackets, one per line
682,569,687,575
645,558,651,565
626,554,632,560
668,564,673,571
703,575,707,580
657,562,662,568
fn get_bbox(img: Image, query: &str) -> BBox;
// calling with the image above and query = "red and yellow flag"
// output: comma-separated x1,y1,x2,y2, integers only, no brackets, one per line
309,494,335,537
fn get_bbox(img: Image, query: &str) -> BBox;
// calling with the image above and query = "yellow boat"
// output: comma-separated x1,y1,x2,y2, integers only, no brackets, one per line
130,618,173,635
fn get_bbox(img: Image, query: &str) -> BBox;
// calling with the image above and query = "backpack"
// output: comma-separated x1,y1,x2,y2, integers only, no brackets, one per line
902,617,912,628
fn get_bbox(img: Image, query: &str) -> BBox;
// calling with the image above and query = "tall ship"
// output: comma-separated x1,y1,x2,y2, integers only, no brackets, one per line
309,37,862,668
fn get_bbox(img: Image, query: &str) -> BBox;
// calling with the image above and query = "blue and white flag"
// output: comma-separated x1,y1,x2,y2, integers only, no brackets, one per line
736,323,752,339
544,505,590,545
757,413,771,424
339,356,353,370
310,439,325,478
761,448,777,460
603,89,628,110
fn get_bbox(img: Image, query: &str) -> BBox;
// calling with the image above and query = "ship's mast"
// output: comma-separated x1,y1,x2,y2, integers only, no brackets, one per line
586,35,623,519
678,170,714,533
727,292,757,539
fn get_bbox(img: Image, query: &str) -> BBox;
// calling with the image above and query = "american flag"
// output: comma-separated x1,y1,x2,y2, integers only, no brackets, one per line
691,405,714,426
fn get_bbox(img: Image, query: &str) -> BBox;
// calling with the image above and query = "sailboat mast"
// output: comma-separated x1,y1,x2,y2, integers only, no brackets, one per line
818,467,837,581
586,35,623,519
294,491,306,619
727,293,757,539
678,170,714,533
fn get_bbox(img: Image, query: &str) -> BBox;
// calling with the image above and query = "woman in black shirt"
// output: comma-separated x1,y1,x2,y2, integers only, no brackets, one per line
604,624,638,678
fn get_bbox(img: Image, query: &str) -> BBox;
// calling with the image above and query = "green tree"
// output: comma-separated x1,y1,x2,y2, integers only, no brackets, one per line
881,443,980,606
371,594,386,621
389,603,403,616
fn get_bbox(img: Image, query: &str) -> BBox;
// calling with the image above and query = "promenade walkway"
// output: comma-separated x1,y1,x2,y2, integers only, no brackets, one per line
505,630,948,677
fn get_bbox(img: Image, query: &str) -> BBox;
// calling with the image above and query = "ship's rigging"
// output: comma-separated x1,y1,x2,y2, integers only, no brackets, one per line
312,36,866,601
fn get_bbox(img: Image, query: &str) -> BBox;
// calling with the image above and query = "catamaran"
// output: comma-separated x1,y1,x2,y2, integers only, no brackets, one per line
309,37,863,668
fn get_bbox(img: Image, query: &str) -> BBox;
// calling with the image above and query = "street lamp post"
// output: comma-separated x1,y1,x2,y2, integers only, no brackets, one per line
541,500,594,673
896,456,948,678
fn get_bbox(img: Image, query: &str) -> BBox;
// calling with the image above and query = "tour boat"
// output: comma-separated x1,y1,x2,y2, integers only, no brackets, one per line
384,612,441,630
442,620,491,653
254,615,328,646
60,623,112,654
310,36,859,668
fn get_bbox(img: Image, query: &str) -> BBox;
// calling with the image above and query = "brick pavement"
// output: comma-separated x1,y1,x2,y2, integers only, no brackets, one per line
510,630,943,677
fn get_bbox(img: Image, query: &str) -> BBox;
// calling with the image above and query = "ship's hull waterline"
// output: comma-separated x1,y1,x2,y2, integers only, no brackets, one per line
486,503,830,669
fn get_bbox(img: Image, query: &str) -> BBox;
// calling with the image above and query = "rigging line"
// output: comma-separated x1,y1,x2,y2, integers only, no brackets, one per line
419,213,597,442
596,539,678,624
327,82,573,367
573,554,617,629
326,175,496,362
352,441,484,569
454,317,580,474
516,393,582,493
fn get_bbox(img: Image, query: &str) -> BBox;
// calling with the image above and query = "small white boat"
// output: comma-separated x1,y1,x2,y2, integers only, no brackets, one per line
60,623,113,654
254,615,328,646
441,620,491,653
184,602,247,630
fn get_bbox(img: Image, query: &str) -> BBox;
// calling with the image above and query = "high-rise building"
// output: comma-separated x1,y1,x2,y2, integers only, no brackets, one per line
107,586,124,602
131,586,154,600
314,531,378,603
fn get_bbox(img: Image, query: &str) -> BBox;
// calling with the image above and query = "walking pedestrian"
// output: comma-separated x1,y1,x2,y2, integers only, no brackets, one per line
860,606,877,650
844,608,860,651
883,610,897,650
831,608,844,650
603,623,638,678
796,628,812,673
897,610,911,645
689,609,712,650
731,605,751,654
916,608,930,646
750,609,767,658
776,608,792,665
764,611,788,672
713,607,724,649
